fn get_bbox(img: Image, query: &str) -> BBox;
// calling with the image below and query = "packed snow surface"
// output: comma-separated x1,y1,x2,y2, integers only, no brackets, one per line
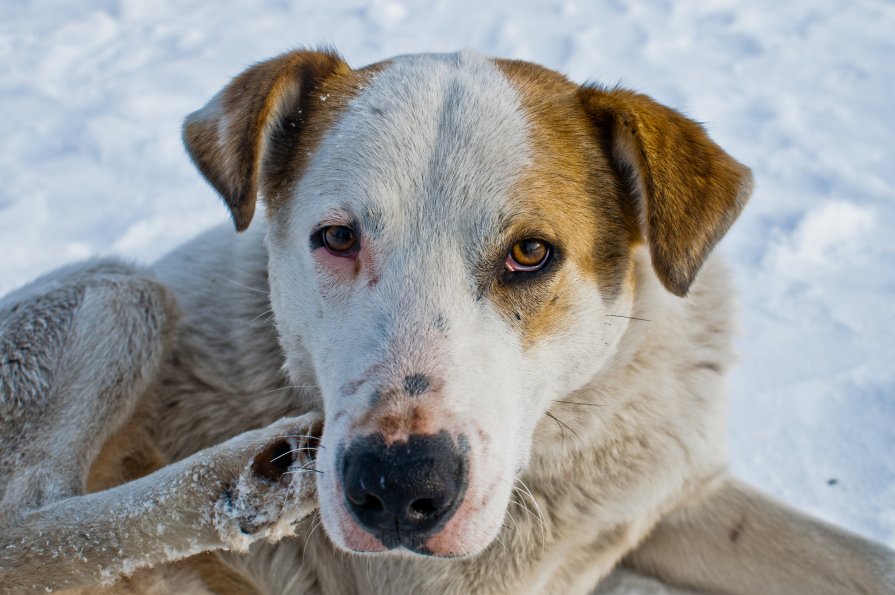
0,0,892,548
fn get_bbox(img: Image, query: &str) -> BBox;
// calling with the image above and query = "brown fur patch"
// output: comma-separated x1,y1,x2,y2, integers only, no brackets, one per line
491,59,639,346
492,59,752,322
576,86,753,296
177,551,264,594
86,400,165,492
183,50,387,231
352,401,436,443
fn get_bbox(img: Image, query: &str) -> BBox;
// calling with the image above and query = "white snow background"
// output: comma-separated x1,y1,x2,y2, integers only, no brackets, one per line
0,0,892,548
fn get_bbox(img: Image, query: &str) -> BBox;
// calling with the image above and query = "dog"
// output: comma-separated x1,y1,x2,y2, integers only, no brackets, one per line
1,48,893,594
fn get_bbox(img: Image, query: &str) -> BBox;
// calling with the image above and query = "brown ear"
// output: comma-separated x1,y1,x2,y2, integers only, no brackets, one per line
578,87,753,296
183,49,349,231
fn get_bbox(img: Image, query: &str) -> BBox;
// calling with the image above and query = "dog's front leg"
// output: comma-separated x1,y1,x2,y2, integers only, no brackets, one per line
0,413,322,593
625,475,895,594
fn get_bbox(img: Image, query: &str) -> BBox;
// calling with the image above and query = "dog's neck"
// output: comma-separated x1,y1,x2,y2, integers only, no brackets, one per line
521,246,733,527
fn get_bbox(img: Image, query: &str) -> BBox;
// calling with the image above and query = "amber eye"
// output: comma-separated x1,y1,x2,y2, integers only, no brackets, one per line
506,239,551,272
322,225,358,254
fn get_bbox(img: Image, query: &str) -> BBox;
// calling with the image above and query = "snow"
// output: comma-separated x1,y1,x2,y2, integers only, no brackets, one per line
0,0,892,550
212,435,310,553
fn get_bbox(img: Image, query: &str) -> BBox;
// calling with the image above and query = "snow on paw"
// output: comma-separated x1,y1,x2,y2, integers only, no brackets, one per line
212,414,323,552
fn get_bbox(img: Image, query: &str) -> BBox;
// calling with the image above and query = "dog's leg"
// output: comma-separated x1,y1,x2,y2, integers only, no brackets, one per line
625,475,895,594
0,260,177,519
0,413,322,592
0,262,322,592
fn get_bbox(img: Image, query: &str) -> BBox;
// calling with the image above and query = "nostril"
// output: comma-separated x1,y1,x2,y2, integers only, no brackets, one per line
409,497,440,516
359,493,384,513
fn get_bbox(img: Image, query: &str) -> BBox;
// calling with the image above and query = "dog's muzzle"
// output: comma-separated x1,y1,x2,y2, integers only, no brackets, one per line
340,431,468,553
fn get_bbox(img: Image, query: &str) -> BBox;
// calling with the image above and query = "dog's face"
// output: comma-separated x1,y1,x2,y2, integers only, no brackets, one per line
184,50,751,557
266,53,641,556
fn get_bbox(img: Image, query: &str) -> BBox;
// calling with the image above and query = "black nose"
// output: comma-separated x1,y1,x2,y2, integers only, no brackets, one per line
341,431,467,550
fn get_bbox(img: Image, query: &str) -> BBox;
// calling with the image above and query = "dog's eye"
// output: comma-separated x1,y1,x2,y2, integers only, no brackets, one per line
506,239,551,272
321,225,358,255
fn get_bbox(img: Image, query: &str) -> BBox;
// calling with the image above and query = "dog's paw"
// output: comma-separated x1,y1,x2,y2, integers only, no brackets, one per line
212,413,323,552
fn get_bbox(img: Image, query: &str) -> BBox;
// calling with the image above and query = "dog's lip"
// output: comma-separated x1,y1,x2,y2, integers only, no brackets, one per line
346,546,468,560
342,540,470,558
332,513,480,557
329,488,491,559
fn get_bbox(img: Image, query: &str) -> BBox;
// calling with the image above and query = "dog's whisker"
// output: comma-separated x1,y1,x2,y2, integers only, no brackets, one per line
222,276,270,295
298,462,323,474
251,308,274,323
261,401,322,415
605,314,652,322
545,410,582,445
278,434,326,450
240,433,324,451
239,404,324,426
303,513,325,560
282,469,312,477
269,446,319,463
263,433,321,442
285,468,323,475
282,469,315,476
244,435,319,448
503,503,521,535
286,466,301,491
551,399,605,407
516,479,547,532
492,531,508,553
511,488,540,526
545,411,566,448
260,385,321,397
513,485,547,553
283,459,323,475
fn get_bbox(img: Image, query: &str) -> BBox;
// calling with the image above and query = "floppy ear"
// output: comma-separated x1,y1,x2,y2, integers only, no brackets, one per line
183,49,349,231
578,87,753,296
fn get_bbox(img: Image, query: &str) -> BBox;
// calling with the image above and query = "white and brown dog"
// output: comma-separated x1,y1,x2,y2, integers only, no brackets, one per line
1,49,892,594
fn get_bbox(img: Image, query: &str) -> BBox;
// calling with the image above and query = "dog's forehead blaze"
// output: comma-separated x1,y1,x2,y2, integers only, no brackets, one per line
295,52,533,238
488,59,639,346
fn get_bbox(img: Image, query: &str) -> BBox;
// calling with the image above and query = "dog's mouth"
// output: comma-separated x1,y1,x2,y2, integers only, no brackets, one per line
343,490,469,556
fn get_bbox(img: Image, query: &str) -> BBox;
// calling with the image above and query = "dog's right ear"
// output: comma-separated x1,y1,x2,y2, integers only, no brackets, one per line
183,50,349,231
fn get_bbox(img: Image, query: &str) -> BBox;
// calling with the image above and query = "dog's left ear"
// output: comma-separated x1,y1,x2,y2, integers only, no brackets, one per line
578,87,753,296
183,49,350,231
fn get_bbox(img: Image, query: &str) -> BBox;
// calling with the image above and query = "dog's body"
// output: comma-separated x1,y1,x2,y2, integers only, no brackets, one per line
1,50,893,594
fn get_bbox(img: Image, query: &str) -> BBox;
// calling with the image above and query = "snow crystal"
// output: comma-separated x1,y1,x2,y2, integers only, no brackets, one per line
212,448,306,552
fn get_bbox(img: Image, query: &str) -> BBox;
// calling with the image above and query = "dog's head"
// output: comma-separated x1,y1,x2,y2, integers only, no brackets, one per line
183,49,751,557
